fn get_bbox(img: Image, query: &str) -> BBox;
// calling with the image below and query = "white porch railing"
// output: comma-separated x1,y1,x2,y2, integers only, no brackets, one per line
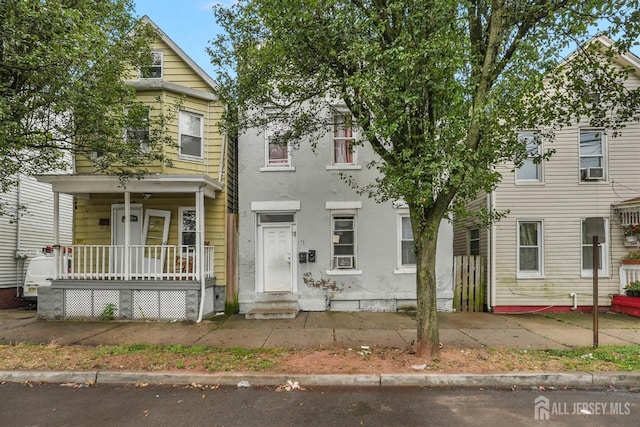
56,245,214,281
619,264,640,294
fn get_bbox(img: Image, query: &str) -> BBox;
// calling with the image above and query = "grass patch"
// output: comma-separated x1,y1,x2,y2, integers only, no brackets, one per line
540,345,640,371
1,342,640,374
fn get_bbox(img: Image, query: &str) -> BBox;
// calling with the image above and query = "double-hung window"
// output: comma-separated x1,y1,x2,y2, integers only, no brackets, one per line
581,218,608,276
125,106,150,152
141,50,163,79
179,208,196,248
332,215,356,270
332,112,356,166
398,215,416,268
179,111,203,159
469,228,480,255
517,220,543,277
516,131,542,182
264,119,291,168
579,129,605,181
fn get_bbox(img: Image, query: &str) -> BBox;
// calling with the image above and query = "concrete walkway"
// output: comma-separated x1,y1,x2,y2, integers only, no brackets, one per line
3,309,640,387
3,309,640,350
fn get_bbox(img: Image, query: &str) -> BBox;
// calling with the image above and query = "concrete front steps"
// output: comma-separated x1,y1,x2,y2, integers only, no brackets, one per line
245,293,299,320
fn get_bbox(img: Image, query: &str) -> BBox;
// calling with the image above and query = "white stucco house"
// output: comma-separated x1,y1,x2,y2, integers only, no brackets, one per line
238,106,454,318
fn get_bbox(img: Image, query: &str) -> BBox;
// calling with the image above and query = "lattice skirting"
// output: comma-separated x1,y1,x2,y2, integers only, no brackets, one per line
63,289,190,320
132,290,186,320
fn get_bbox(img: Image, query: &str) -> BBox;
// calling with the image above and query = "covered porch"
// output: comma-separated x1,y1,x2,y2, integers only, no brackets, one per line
36,174,224,322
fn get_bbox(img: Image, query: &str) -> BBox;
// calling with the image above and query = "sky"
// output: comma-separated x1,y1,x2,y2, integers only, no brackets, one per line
134,1,231,78
133,1,639,81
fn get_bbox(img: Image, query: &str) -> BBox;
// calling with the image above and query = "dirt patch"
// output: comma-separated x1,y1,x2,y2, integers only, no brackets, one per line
0,343,620,375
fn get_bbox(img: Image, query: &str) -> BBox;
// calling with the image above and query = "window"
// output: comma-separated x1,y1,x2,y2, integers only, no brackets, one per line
517,221,543,277
264,120,291,168
579,130,605,181
333,112,356,165
179,111,203,158
125,107,150,152
469,228,480,255
141,50,163,79
581,218,608,276
399,215,416,267
332,215,356,270
516,131,541,182
179,208,196,248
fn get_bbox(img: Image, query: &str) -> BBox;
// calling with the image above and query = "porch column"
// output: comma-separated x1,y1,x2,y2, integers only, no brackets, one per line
124,191,131,280
53,192,60,280
196,188,206,322
196,189,205,278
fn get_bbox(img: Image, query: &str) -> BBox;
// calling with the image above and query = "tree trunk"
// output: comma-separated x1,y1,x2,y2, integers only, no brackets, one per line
413,214,441,360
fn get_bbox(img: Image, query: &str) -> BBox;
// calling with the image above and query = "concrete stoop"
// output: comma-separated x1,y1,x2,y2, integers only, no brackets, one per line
245,293,299,320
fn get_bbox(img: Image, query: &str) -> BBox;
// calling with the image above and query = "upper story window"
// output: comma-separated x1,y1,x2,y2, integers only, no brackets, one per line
517,220,543,278
179,110,203,159
469,228,480,255
579,129,606,182
266,132,289,166
516,131,542,182
332,112,356,166
262,117,293,170
125,107,150,152
141,50,163,79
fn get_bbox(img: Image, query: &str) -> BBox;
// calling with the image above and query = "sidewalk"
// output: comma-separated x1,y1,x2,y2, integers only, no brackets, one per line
2,309,640,387
3,309,640,349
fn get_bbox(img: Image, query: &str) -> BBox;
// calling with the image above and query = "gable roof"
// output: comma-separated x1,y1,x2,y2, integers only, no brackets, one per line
563,34,640,77
141,15,218,92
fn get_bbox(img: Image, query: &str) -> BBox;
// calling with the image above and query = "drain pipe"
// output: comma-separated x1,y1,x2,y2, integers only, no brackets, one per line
570,292,578,310
15,174,22,297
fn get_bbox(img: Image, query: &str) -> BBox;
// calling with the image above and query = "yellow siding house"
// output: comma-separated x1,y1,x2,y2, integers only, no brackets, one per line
37,16,237,321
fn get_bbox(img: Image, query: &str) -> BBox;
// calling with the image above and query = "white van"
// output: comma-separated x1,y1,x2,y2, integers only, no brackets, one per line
22,255,55,300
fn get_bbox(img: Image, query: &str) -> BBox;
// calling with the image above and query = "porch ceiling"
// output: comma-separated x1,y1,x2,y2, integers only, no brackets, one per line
36,174,223,199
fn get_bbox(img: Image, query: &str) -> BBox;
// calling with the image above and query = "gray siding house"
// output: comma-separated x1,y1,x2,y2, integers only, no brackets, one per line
0,175,72,308
454,39,640,313
238,107,454,317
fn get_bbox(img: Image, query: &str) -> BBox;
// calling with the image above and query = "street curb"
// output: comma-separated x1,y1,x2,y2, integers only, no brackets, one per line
379,373,595,387
2,370,640,388
0,370,98,384
591,372,640,386
96,371,381,386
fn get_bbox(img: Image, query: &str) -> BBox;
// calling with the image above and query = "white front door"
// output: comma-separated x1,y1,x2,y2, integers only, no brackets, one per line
112,205,143,273
260,225,293,292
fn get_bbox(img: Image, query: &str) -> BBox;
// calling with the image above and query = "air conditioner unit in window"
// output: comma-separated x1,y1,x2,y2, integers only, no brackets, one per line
335,255,354,269
586,167,605,180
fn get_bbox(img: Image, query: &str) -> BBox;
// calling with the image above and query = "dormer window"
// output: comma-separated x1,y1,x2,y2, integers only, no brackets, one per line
141,50,163,79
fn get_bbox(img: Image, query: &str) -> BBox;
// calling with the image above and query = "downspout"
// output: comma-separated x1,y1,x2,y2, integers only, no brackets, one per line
15,174,22,296
487,190,496,311
218,104,227,184
196,188,206,322
53,192,60,281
